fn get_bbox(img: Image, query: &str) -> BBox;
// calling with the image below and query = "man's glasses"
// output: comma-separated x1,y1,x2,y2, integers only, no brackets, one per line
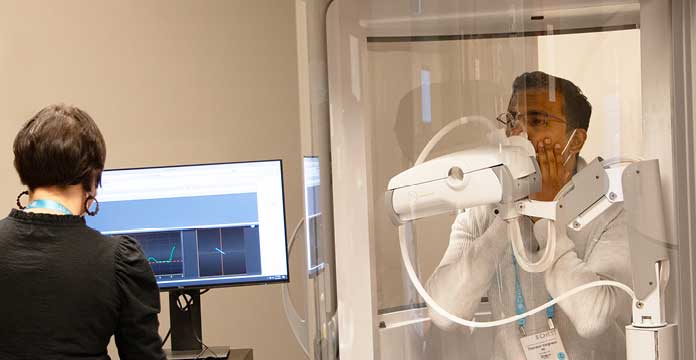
496,111,566,131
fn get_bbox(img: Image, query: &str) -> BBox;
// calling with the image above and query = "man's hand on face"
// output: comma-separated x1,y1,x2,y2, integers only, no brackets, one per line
530,137,572,202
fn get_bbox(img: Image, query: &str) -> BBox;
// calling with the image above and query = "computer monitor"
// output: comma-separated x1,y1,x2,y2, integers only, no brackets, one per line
86,160,289,290
303,156,325,275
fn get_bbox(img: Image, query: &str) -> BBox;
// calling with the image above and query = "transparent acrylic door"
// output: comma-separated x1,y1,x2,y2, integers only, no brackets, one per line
295,1,339,359
327,0,683,359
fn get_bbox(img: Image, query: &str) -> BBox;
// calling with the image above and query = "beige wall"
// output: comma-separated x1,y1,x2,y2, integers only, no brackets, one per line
0,1,305,359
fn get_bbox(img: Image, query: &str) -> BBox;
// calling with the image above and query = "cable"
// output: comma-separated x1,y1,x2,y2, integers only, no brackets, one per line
183,290,218,360
414,116,557,273
601,156,644,167
165,289,218,359
287,218,306,250
403,117,637,327
407,122,632,322
398,223,636,328
281,218,311,358
190,305,216,360
161,328,171,347
507,217,557,273
415,116,494,165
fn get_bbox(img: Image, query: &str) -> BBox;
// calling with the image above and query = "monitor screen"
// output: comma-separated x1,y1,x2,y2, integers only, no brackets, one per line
303,156,325,274
86,160,289,290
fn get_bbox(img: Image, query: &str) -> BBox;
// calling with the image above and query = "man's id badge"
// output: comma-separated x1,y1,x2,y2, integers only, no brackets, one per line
520,328,569,360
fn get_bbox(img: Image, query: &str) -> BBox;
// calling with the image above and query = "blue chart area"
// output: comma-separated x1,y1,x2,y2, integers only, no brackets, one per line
197,226,258,277
127,231,184,277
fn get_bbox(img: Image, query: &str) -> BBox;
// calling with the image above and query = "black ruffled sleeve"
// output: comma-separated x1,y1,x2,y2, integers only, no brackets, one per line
114,235,166,360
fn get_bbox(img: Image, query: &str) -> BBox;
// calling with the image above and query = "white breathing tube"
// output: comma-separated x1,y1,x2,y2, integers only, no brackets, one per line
415,116,495,165
508,217,557,273
398,223,635,328
399,117,637,328
417,117,556,273
281,218,310,357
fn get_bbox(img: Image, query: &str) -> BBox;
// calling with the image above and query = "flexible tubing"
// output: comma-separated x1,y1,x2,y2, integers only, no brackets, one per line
508,217,557,273
407,118,636,328
399,223,636,328
416,116,558,272
601,156,643,167
415,116,495,165
281,218,310,358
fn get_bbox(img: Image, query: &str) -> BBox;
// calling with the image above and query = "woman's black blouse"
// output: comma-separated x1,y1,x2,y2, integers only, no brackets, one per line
0,209,166,360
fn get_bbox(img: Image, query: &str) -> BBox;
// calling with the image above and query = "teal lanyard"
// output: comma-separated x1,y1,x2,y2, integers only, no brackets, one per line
512,255,554,331
26,199,73,215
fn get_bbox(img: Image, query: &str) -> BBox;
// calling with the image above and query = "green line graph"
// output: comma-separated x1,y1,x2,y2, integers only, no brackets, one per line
131,232,183,277
148,246,177,263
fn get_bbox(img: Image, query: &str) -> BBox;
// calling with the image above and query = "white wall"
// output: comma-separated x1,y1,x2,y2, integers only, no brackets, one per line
538,29,643,161
0,1,306,359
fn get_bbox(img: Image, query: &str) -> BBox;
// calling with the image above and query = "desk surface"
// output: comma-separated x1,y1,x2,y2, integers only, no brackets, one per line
227,349,253,360
165,348,252,360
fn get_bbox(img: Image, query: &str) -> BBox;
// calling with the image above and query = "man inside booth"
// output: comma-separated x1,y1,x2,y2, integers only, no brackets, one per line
426,71,632,359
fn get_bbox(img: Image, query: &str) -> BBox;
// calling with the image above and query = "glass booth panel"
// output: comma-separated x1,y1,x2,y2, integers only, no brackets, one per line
369,23,644,312
295,1,339,359
327,0,679,359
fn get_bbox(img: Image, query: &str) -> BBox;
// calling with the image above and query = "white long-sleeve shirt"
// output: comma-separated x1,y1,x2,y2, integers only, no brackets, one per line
425,201,633,359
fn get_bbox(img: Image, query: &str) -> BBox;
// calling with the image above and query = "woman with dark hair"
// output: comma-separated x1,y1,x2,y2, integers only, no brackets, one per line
0,104,166,360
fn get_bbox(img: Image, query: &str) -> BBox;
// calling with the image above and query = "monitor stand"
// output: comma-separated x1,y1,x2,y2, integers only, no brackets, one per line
165,289,230,360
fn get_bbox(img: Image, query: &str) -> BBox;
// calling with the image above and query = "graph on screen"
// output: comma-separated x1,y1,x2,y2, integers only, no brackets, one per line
127,231,184,277
88,160,287,289
197,226,258,277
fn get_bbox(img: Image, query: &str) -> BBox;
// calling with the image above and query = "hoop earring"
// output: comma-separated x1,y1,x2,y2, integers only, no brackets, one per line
84,195,100,216
16,191,29,210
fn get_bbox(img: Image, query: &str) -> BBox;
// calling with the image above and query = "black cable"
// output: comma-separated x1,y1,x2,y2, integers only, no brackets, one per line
188,296,218,359
170,289,217,359
161,328,171,347
176,291,194,311
163,289,214,355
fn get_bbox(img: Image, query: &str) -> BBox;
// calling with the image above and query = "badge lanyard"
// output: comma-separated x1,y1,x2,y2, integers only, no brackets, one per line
26,199,73,216
512,255,555,335
513,256,569,360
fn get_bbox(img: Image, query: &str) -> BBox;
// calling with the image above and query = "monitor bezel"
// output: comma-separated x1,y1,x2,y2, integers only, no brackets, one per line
97,159,290,291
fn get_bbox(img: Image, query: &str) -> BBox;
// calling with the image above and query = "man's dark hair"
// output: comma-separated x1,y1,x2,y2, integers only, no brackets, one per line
512,71,592,133
13,104,106,192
